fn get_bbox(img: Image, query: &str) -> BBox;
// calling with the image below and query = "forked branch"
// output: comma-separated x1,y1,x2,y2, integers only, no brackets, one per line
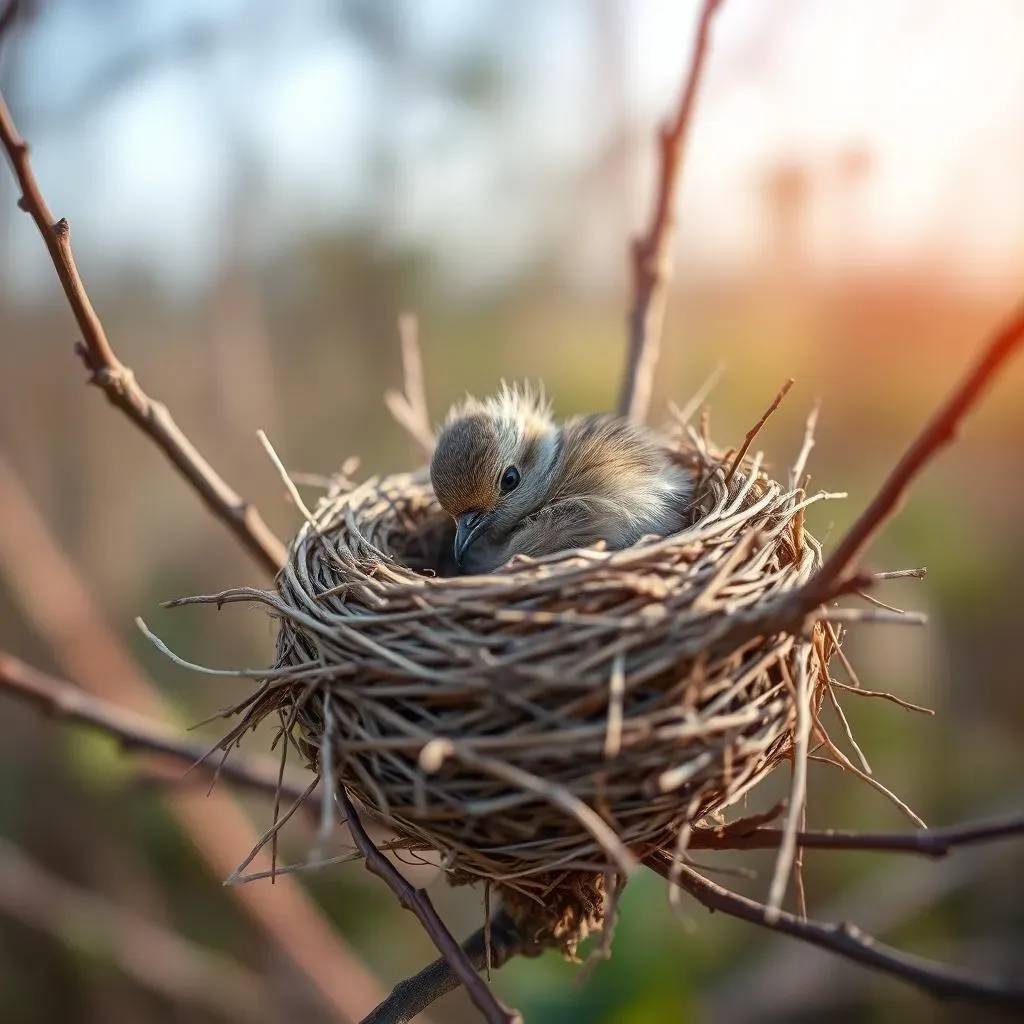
0,87,287,577
619,0,724,422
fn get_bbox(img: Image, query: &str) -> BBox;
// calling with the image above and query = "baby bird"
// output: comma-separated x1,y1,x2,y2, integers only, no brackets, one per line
430,384,692,574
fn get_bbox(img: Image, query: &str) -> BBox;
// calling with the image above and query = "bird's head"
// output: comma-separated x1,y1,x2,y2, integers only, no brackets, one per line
430,383,560,569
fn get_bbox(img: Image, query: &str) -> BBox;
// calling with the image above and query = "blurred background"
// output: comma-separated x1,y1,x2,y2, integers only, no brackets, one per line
1,0,1023,1021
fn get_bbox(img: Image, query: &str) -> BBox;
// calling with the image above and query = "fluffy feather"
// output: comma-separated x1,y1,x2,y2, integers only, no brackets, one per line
430,385,692,573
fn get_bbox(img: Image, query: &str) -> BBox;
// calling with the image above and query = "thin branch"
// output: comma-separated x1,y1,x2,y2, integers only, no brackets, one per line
798,303,1024,610
361,911,527,1024
648,858,1024,1010
619,0,724,421
689,812,1024,857
0,89,287,577
724,378,795,485
335,786,523,1024
0,651,310,804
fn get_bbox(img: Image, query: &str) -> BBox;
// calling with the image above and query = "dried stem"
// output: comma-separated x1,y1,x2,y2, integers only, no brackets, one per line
724,378,795,485
648,858,1024,1011
334,785,523,1024
0,87,286,577
619,0,724,421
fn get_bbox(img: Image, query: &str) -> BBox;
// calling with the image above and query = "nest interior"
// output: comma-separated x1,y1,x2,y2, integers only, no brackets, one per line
226,430,837,954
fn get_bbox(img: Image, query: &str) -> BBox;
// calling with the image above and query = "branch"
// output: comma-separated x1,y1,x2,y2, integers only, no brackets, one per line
0,89,286,577
0,651,309,804
0,836,277,1023
362,911,527,1024
618,0,724,422
689,813,1024,857
335,786,523,1024
797,302,1024,610
647,857,1024,1010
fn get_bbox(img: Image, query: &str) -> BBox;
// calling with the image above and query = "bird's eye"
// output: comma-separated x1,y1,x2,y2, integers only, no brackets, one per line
499,465,521,494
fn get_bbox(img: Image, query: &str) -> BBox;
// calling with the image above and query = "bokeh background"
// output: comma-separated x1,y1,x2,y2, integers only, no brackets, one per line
1,1,1023,1022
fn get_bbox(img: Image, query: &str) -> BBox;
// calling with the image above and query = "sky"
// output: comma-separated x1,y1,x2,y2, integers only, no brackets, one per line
3,0,1024,297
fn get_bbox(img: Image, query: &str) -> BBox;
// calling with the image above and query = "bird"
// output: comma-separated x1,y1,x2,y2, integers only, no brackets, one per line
429,383,693,574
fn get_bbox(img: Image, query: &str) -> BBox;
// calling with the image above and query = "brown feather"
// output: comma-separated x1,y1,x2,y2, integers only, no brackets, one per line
429,388,692,573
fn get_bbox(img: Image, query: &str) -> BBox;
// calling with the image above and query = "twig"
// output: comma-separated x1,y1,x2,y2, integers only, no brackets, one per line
335,786,523,1024
688,812,1024,857
798,303,1024,610
361,911,527,1024
724,378,795,485
384,312,435,456
0,837,277,1023
0,651,311,801
649,858,1024,1010
0,89,287,577
765,643,811,920
618,0,724,421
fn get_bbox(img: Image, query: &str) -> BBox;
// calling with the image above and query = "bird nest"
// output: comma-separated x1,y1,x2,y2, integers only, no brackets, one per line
209,421,844,956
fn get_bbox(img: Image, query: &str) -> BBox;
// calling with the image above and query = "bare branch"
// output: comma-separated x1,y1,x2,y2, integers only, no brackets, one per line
0,89,287,577
362,911,527,1024
619,0,724,421
647,857,1024,1010
689,811,1024,857
0,651,310,804
798,302,1024,610
335,785,523,1024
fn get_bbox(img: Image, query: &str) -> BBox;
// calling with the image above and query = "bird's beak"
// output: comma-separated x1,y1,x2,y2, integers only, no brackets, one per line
454,509,490,567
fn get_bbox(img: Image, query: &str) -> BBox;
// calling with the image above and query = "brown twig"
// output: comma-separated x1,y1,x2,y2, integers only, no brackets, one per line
689,812,1024,857
648,857,1024,1010
724,377,795,485
335,785,522,1024
0,88,287,577
798,303,1024,610
0,651,310,804
361,911,527,1024
618,0,724,421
